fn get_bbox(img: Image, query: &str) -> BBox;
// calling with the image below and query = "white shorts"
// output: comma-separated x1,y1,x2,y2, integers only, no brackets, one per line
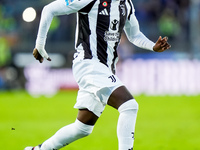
72,54,124,117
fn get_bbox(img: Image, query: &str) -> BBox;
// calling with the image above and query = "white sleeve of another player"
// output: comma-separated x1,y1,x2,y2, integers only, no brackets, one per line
124,12,155,51
36,0,93,51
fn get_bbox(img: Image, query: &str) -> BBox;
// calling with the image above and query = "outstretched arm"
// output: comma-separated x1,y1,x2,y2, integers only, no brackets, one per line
124,8,171,52
34,0,69,62
33,0,94,63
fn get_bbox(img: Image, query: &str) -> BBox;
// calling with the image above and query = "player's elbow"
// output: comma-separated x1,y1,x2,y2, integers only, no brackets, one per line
42,5,50,15
42,4,55,17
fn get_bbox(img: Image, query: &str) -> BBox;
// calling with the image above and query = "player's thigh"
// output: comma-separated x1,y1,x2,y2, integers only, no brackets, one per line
77,109,99,126
107,86,134,109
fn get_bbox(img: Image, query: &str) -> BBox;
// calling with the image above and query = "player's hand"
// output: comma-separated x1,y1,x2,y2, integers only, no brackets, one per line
153,36,171,52
33,48,51,63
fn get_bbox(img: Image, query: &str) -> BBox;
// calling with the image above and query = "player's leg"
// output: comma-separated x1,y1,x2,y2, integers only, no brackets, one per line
25,109,98,150
77,109,99,125
107,86,138,150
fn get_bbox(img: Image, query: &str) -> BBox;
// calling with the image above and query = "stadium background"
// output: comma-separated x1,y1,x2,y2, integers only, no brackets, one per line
0,0,200,150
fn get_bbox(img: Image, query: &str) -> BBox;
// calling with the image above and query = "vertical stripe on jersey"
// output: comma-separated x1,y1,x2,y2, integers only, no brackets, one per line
76,13,92,59
76,0,96,59
111,0,127,74
111,43,118,74
127,0,133,20
96,0,111,66
79,0,96,13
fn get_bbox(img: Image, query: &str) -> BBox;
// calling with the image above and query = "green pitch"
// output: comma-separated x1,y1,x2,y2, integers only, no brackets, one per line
0,90,200,150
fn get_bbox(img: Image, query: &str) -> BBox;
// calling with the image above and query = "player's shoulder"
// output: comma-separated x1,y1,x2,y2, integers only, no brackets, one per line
125,0,135,12
65,0,95,7
58,0,96,14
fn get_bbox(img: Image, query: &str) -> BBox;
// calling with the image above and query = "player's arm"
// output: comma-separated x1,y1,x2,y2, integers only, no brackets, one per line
34,0,94,63
123,5,171,52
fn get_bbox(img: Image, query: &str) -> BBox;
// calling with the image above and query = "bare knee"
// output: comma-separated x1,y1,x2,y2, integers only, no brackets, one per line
77,109,99,125
108,86,134,109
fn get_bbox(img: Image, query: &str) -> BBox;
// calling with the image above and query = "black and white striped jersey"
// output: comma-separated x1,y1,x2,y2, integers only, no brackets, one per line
75,0,132,73
36,0,155,73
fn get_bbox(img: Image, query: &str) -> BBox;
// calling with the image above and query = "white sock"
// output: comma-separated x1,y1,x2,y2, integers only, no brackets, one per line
40,119,94,150
117,99,138,150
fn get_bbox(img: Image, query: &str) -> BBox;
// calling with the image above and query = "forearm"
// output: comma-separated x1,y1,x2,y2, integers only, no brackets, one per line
35,5,53,49
127,31,155,51
36,1,64,49
124,15,155,51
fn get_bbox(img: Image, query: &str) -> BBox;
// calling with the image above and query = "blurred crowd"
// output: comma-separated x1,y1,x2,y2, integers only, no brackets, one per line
0,0,200,90
0,0,195,52
135,0,190,40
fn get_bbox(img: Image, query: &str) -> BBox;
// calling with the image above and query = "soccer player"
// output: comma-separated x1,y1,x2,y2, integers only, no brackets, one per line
25,0,171,149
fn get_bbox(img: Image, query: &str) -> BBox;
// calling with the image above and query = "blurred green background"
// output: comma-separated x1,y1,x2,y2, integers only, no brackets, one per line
0,0,200,149
1,91,200,150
